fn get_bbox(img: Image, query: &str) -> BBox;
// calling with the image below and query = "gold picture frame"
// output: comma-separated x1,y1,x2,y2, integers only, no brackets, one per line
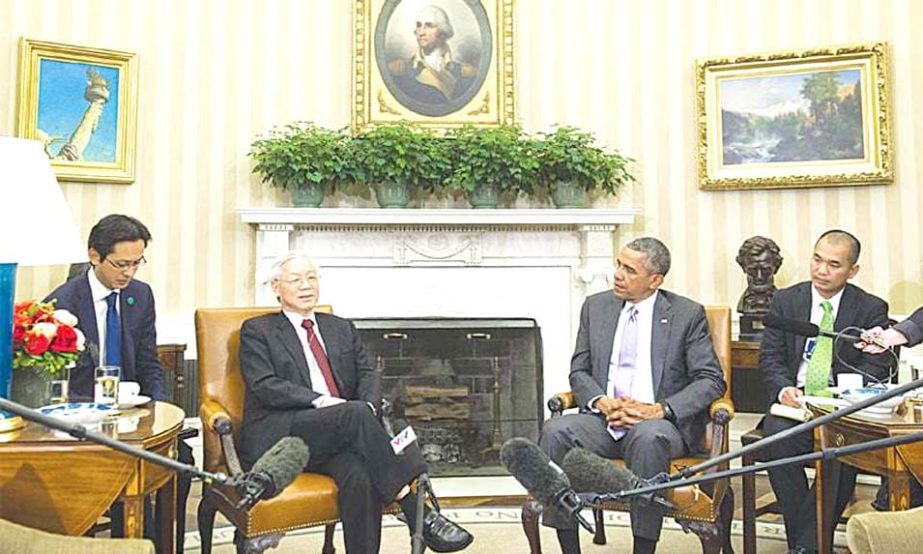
353,0,514,130
17,38,138,184
696,42,892,191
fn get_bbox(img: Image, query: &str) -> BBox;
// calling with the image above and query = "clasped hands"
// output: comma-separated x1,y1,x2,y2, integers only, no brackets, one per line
593,395,664,429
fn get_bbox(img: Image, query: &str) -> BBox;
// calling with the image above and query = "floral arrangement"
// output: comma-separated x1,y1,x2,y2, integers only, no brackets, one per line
12,300,85,378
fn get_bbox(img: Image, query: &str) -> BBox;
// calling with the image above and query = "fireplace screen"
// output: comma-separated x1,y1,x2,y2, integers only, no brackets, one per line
353,318,543,476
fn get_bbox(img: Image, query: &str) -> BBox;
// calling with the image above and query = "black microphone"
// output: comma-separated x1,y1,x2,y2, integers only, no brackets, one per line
500,438,595,533
763,314,893,349
234,437,310,510
763,314,863,342
561,448,685,510
561,447,640,492
763,314,897,385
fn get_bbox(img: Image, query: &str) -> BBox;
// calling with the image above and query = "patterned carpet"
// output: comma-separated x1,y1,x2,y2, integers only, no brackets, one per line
183,506,832,553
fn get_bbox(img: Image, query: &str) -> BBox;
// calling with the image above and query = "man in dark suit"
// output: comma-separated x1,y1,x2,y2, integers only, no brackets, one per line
238,251,473,554
45,214,192,551
539,237,727,554
759,230,890,554
46,215,164,402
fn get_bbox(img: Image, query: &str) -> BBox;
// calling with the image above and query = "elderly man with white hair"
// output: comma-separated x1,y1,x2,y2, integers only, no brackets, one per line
388,5,477,104
238,251,473,553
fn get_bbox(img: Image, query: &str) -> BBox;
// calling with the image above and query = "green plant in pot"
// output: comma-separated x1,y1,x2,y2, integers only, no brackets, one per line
535,125,634,208
249,122,350,207
444,124,539,208
347,122,449,208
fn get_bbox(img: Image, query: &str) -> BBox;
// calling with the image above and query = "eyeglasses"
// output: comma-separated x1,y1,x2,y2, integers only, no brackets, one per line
279,274,319,287
104,256,147,270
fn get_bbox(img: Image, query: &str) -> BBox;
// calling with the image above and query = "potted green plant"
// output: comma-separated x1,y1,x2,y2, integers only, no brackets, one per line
443,124,539,208
535,126,634,208
347,122,449,208
249,122,350,207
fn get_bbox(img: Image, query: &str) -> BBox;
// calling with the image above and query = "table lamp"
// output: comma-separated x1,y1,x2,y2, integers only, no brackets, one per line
0,136,86,432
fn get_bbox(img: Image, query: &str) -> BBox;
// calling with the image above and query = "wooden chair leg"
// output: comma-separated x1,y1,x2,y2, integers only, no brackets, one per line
197,495,217,554
521,500,543,554
592,507,607,545
322,523,337,554
719,488,735,554
678,519,722,554
742,453,757,554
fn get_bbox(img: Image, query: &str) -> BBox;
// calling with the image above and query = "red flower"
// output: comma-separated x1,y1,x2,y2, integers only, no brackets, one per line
12,324,26,346
50,325,78,353
24,332,51,356
13,325,26,346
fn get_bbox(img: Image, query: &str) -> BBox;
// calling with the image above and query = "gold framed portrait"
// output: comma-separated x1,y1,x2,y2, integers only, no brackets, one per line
696,42,892,191
17,38,139,184
352,0,514,130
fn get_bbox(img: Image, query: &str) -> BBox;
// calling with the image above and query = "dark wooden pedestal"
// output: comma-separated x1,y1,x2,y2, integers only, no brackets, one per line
731,340,767,413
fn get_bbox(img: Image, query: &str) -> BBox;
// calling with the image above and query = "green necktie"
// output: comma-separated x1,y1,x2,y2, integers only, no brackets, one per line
806,300,834,395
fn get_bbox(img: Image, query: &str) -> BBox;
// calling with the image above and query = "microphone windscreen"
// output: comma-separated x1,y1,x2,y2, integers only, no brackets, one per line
561,447,639,493
500,437,570,506
762,314,819,338
250,437,310,497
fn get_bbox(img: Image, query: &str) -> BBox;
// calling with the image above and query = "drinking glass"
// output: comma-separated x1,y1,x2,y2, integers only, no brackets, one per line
94,365,121,405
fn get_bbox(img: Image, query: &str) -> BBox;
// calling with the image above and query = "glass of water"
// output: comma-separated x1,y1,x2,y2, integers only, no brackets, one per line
94,365,121,405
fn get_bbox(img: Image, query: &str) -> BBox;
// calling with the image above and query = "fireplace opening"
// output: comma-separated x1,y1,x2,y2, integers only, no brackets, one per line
353,318,543,476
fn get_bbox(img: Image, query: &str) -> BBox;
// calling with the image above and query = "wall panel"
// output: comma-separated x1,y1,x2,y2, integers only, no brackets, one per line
1,0,920,333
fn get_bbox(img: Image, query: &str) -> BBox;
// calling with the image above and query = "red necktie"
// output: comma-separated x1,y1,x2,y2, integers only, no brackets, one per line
301,319,340,397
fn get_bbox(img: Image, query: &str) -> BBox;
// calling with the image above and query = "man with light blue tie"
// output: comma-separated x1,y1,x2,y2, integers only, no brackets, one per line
539,237,726,554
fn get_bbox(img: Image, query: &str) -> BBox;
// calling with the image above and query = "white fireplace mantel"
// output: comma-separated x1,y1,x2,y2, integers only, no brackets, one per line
239,207,638,405
238,207,638,227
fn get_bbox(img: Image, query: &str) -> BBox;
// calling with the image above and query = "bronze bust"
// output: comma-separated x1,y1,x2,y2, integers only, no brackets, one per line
736,236,782,339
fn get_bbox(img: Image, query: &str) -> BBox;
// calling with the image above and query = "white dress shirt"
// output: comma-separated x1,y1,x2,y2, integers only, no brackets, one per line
793,286,845,389
606,291,658,404
87,268,119,364
282,310,333,398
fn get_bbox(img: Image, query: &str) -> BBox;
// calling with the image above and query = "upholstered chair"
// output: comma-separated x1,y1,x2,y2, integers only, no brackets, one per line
520,306,736,554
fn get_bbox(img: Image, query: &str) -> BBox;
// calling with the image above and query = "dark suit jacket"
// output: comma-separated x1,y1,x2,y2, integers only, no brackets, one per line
569,289,727,451
894,307,923,347
759,281,890,404
238,311,379,467
45,273,166,402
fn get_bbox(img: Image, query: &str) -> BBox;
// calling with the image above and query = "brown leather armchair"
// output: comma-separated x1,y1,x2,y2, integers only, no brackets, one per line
520,305,736,554
195,306,341,554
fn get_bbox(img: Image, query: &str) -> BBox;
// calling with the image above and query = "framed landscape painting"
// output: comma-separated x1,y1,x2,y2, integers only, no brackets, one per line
352,0,514,130
17,38,138,184
696,43,892,191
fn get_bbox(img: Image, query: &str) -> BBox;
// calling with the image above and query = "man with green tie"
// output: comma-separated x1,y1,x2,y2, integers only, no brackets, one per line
759,229,891,554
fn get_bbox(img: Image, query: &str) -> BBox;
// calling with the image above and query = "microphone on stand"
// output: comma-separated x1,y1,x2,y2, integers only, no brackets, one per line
0,396,309,510
388,417,433,554
499,438,595,533
233,437,310,510
763,314,889,347
762,314,899,385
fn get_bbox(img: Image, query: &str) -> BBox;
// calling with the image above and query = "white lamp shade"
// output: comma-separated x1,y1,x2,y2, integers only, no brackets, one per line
0,136,86,266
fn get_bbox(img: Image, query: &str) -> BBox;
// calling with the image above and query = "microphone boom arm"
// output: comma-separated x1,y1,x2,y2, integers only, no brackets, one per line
673,376,923,481
603,429,923,502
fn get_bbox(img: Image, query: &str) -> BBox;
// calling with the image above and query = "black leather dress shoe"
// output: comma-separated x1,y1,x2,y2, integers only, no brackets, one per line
422,509,474,552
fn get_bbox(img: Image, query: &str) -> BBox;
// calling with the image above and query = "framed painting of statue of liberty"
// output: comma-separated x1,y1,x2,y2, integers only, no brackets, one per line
353,0,514,130
17,38,138,184
696,43,892,191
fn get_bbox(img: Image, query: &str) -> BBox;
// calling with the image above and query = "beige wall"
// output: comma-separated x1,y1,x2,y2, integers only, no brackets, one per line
2,0,921,327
